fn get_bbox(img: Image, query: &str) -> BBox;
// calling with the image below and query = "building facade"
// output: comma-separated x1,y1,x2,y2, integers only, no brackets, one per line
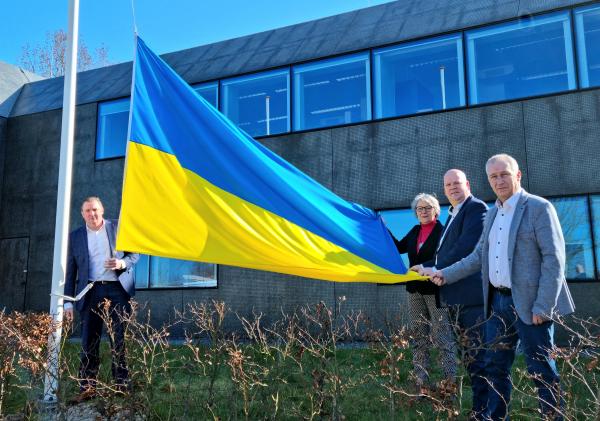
1,0,599,333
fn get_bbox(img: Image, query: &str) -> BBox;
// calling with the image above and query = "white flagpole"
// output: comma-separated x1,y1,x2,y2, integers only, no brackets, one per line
43,0,80,403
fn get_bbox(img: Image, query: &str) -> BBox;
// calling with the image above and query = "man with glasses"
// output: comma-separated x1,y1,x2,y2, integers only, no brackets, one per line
413,169,488,420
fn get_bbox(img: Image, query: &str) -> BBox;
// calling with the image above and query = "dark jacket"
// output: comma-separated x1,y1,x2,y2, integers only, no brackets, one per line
422,196,487,307
392,220,443,295
65,219,139,311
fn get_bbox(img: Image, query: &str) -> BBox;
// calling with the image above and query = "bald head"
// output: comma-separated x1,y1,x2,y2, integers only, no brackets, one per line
443,169,471,207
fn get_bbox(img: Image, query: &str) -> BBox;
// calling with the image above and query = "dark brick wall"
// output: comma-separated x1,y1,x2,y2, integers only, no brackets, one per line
2,90,599,334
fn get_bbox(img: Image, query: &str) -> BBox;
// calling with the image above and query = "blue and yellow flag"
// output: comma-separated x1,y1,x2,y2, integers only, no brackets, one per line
116,37,421,284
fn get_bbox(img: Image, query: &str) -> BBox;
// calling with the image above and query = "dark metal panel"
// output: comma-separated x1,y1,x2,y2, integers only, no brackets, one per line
134,289,185,335
330,102,527,210
518,0,590,15
212,266,336,330
523,90,600,196
0,237,29,312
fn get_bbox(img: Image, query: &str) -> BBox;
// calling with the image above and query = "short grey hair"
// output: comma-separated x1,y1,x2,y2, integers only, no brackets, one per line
486,154,519,174
411,193,440,217
81,196,103,210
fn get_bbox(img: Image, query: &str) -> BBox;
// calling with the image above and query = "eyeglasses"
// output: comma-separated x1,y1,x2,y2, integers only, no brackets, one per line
416,206,433,213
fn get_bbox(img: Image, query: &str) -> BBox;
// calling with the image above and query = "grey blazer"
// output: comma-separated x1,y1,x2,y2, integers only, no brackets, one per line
443,190,575,325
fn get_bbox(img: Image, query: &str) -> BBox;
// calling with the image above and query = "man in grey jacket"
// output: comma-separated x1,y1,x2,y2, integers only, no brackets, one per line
431,154,574,420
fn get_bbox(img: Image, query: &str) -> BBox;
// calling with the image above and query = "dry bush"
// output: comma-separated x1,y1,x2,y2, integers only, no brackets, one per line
1,304,600,420
0,311,55,417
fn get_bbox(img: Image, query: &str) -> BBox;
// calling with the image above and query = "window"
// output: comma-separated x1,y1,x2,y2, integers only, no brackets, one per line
222,69,290,137
96,98,130,159
293,52,371,130
374,34,465,118
575,5,600,88
550,196,595,280
193,82,219,108
380,206,450,268
466,11,576,105
591,195,600,278
134,255,217,288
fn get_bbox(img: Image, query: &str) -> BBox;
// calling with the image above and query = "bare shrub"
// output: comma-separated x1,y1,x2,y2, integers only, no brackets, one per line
0,311,54,417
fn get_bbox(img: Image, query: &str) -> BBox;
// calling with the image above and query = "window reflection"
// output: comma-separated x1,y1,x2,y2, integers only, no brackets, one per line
222,69,290,137
133,254,150,289
133,255,217,289
293,53,371,130
193,82,219,108
374,34,465,118
96,98,130,159
466,11,576,105
550,197,595,280
575,5,600,88
150,257,217,288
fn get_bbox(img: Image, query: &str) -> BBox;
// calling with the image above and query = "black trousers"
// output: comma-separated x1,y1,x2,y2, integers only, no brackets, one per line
78,282,131,390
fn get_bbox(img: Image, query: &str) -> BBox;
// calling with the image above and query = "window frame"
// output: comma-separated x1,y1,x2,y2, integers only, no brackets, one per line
574,4,600,89
292,51,372,131
221,68,291,137
466,10,577,105
134,255,218,290
192,80,220,108
373,33,466,119
95,97,131,161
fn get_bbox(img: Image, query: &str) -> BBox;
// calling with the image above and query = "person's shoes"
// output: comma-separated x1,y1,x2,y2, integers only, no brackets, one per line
68,388,96,405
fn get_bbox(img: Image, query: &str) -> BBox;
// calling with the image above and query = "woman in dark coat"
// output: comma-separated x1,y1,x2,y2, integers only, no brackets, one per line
392,193,457,395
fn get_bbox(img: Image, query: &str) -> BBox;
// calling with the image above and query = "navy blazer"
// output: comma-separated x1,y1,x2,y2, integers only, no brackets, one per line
424,196,488,307
393,221,443,295
65,219,139,311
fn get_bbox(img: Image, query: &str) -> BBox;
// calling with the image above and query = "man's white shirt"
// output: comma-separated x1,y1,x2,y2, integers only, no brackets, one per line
488,189,522,288
64,222,116,311
86,222,117,282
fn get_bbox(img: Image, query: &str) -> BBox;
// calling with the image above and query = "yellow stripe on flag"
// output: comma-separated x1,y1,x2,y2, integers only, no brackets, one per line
117,142,422,284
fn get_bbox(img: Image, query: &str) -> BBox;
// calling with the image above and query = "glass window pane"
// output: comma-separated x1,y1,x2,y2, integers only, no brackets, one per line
374,34,465,118
550,197,595,280
466,11,576,105
380,206,449,268
575,5,600,88
133,254,150,289
591,195,600,279
96,98,130,159
150,257,217,288
293,52,371,131
193,82,218,108
222,69,290,137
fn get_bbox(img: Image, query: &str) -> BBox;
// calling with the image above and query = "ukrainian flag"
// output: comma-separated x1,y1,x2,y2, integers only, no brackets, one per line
116,37,421,284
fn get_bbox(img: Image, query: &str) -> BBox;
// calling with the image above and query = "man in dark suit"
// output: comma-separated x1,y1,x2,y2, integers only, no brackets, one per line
431,155,575,420
64,197,139,400
413,169,488,420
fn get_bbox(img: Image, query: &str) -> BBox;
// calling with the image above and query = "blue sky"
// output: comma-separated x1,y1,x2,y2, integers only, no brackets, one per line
0,0,392,68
